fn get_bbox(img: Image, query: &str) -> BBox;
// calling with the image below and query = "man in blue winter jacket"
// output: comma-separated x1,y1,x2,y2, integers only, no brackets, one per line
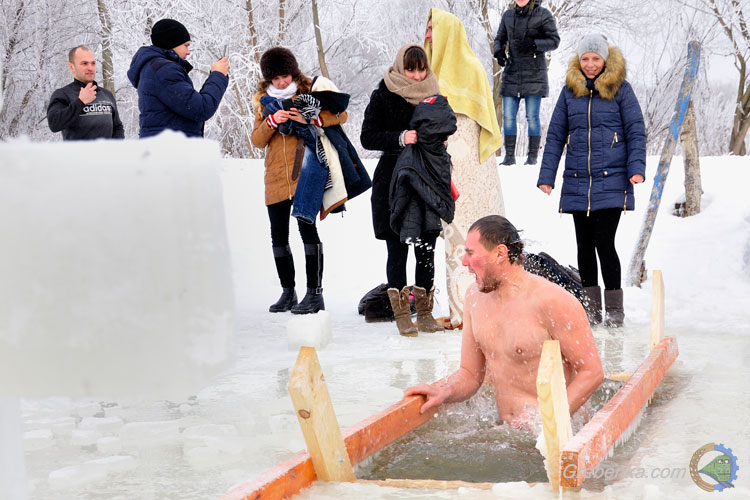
127,19,229,138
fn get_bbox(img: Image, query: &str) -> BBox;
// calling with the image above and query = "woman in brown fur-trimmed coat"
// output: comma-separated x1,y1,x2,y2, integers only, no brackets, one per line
537,34,646,328
251,47,347,314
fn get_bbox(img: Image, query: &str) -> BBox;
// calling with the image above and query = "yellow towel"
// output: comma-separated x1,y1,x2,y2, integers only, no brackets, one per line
426,8,502,162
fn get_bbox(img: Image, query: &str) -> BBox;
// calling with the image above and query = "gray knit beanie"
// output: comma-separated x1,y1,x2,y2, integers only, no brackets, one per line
577,34,609,62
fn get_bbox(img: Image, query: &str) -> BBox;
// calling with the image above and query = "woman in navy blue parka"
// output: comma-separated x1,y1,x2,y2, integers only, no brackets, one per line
537,34,646,328
127,19,228,138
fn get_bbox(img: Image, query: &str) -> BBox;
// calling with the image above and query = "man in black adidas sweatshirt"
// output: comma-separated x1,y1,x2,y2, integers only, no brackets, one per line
47,46,125,140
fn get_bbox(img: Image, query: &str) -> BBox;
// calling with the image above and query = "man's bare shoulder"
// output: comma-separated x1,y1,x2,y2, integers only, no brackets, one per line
524,271,582,310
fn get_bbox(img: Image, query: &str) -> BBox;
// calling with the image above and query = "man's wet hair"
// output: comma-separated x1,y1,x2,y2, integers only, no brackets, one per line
404,46,429,72
468,215,524,264
68,45,91,63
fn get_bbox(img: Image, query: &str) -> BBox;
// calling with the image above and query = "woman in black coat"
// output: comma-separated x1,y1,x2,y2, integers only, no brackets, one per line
494,0,559,165
360,44,444,337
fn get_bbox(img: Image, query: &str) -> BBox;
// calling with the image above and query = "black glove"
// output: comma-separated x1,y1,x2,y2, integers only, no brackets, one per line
495,51,507,67
517,38,536,53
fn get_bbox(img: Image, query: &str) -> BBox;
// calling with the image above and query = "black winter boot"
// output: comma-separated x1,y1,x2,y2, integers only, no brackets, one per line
582,285,602,325
269,288,298,313
291,243,325,314
270,245,297,312
525,135,541,165
501,135,516,165
604,288,625,327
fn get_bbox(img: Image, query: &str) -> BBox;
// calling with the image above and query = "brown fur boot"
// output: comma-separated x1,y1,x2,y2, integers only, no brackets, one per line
412,286,444,333
387,287,417,337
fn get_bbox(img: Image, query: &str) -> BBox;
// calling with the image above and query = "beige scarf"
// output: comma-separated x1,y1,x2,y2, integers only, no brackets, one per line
383,44,440,105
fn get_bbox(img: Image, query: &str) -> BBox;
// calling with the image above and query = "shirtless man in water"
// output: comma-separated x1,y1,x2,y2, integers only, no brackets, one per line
405,215,604,426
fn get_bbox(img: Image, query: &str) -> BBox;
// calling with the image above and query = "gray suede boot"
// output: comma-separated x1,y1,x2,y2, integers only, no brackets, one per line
604,288,625,327
582,286,603,325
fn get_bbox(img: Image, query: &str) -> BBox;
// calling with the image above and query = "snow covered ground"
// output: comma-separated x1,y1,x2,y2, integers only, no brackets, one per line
10,144,750,499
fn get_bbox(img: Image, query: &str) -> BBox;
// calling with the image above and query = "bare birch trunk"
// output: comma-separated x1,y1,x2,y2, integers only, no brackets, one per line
96,0,115,94
246,0,261,66
679,100,702,216
311,0,330,79
479,0,503,154
278,0,287,43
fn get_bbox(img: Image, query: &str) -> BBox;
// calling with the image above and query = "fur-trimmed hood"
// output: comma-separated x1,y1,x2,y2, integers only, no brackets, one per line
566,46,626,100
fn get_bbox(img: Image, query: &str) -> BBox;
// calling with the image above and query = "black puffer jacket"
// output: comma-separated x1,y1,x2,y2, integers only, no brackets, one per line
389,95,456,243
494,0,559,97
360,80,416,240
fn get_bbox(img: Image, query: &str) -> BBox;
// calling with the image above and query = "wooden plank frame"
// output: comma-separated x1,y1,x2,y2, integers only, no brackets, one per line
287,347,355,482
219,395,436,500
559,336,679,488
536,340,573,490
221,270,677,498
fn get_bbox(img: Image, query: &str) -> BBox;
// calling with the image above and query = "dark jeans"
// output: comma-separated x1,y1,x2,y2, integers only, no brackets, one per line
268,199,321,288
572,208,622,290
385,233,438,290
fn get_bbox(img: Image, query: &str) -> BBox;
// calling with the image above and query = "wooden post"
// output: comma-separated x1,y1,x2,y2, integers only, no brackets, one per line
650,270,665,350
287,347,355,482
536,340,573,491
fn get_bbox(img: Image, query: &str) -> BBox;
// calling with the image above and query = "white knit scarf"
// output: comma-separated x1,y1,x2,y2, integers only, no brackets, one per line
266,81,298,99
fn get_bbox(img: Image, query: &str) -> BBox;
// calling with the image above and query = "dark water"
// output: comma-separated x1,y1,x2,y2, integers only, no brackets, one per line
357,380,623,484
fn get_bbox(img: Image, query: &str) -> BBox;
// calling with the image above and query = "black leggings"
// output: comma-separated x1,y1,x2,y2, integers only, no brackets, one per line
572,208,622,290
385,234,438,290
267,199,321,247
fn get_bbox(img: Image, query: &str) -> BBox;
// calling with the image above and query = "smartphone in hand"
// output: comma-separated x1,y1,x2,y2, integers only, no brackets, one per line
281,98,294,111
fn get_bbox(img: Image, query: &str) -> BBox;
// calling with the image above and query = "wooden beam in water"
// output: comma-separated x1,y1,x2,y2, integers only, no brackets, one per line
560,336,678,487
536,340,573,491
287,347,355,482
219,394,436,500
356,479,495,490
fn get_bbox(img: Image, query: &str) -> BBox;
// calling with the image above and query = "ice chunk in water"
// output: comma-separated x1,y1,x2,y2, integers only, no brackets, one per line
24,429,54,451
184,445,242,469
51,419,76,437
0,133,235,400
70,430,101,447
182,424,238,450
120,421,181,451
48,456,136,490
287,310,332,350
48,463,108,490
97,436,122,454
79,416,124,433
